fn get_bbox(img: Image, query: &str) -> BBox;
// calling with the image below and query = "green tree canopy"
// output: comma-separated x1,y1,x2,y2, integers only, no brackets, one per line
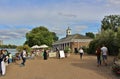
116,27,120,48
24,26,58,47
85,32,95,38
88,29,119,55
16,45,31,53
101,15,120,32
88,15,120,56
0,44,17,49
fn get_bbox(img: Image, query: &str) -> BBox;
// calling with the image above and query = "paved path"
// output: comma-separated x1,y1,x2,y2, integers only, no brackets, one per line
0,54,120,79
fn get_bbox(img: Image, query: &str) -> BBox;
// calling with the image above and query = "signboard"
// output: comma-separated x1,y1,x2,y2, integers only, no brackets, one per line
49,52,56,57
59,50,65,58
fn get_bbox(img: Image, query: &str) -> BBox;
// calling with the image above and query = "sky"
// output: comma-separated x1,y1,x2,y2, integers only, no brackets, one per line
0,0,120,45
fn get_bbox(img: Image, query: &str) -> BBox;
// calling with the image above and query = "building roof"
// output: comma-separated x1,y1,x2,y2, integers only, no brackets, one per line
53,34,92,45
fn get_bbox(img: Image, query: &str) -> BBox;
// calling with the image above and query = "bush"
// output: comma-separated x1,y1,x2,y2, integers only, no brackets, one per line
64,46,71,53
82,46,89,54
87,40,97,54
118,52,120,59
112,64,120,75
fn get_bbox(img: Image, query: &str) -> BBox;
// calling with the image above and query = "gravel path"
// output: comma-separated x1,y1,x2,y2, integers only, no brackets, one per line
0,54,120,79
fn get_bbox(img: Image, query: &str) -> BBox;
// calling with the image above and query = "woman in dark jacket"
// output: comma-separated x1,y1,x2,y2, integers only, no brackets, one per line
96,46,101,67
43,50,47,60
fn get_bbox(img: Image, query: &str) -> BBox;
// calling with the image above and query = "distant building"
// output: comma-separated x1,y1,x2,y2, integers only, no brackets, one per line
0,40,3,45
52,27,93,53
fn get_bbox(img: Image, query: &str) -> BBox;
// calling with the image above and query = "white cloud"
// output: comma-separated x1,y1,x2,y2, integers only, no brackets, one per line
0,0,120,45
58,12,77,18
72,25,88,34
107,0,120,5
49,26,66,37
105,0,120,8
0,0,105,25
0,0,113,29
0,28,29,40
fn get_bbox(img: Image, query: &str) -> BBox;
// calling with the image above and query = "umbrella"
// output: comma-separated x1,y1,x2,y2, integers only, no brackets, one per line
39,44,48,48
31,45,40,48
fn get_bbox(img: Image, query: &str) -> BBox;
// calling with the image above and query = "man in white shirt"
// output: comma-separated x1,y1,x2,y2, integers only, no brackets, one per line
79,48,84,59
101,44,108,66
20,48,27,66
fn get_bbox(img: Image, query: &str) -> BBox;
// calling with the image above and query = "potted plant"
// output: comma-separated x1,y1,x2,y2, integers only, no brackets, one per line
64,46,71,58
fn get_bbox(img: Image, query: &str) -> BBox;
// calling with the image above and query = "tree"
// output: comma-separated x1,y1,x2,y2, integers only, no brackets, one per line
88,15,120,55
0,44,17,49
101,15,120,32
88,26,119,55
85,32,95,38
24,26,58,47
16,45,31,53
116,27,120,48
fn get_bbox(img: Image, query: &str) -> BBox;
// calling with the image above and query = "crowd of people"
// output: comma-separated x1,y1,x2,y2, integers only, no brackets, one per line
0,48,49,76
0,45,109,76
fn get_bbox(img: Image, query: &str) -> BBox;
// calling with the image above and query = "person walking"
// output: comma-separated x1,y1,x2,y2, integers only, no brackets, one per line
101,44,108,66
0,50,6,76
0,50,3,76
96,46,101,67
43,50,47,60
20,48,27,66
79,47,84,59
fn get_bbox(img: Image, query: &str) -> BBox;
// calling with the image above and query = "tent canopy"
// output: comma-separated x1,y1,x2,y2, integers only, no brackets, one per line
31,44,48,49
39,44,48,48
31,45,39,48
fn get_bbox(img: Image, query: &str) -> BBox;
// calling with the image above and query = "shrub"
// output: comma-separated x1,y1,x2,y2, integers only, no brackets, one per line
118,52,120,59
64,46,71,53
112,64,120,75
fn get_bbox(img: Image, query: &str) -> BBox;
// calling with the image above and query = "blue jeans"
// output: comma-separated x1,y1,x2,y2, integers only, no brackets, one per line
8,58,12,63
102,55,107,60
97,55,101,65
